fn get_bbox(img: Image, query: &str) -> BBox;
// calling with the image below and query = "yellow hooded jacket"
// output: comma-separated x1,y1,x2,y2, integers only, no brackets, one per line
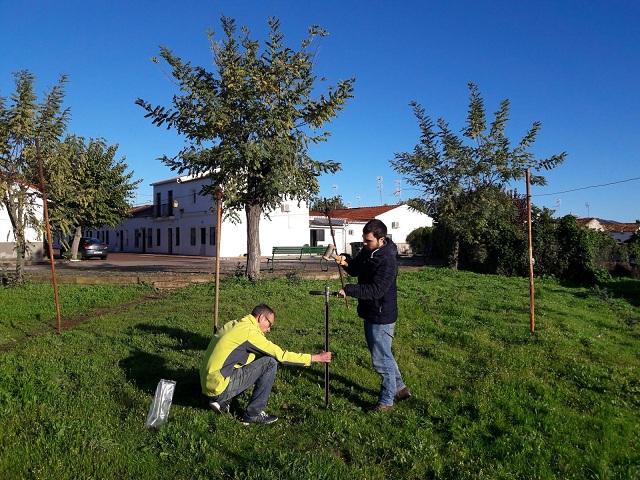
199,314,311,397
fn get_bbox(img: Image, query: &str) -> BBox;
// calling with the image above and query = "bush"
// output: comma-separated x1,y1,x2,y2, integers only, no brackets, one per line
406,226,433,255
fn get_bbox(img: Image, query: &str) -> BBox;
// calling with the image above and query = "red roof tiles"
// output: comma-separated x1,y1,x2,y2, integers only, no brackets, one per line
310,205,400,221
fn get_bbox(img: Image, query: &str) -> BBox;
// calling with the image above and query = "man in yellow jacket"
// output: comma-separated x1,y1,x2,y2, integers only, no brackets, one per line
200,303,332,425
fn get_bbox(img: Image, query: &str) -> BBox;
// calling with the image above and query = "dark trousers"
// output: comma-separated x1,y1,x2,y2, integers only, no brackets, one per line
214,356,278,415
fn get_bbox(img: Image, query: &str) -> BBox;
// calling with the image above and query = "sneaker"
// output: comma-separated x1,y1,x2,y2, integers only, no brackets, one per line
240,411,278,425
208,400,230,415
369,404,394,413
394,387,412,403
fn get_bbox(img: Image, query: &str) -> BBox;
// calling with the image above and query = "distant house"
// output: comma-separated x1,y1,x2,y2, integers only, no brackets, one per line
577,217,640,243
91,174,310,257
309,204,433,255
0,183,44,260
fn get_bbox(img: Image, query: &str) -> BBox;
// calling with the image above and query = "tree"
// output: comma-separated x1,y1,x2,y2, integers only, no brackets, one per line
0,71,68,282
136,16,354,279
310,195,346,212
47,135,139,260
392,83,566,269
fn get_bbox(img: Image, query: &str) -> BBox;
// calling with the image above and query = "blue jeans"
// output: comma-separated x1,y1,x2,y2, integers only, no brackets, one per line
214,356,278,415
364,321,406,406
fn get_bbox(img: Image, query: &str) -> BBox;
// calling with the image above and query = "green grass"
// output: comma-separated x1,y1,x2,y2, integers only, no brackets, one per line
0,283,155,348
0,269,638,479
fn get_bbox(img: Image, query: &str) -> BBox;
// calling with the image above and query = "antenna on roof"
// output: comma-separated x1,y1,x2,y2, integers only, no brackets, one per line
585,202,590,217
394,179,402,202
355,194,361,207
376,176,383,205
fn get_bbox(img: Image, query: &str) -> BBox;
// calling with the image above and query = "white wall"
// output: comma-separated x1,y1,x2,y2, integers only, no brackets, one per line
0,186,44,259
103,175,311,257
377,205,433,245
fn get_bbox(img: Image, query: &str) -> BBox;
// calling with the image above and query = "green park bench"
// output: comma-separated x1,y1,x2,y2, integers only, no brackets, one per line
267,245,329,272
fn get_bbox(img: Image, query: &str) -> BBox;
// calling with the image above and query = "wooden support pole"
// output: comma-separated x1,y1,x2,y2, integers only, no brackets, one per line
36,141,62,334
324,285,330,407
213,187,223,334
324,199,348,308
526,169,536,333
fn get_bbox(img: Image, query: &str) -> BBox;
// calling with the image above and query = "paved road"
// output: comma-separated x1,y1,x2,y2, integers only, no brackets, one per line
23,252,426,274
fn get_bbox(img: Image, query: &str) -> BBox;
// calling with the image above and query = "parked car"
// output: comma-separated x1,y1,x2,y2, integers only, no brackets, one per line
77,237,108,260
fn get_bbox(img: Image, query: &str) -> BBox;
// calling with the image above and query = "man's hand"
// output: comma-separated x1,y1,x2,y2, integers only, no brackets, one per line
337,288,346,298
334,255,348,267
311,351,332,363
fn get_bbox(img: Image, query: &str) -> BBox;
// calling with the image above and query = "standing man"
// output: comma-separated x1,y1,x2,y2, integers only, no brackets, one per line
200,304,332,425
336,219,411,412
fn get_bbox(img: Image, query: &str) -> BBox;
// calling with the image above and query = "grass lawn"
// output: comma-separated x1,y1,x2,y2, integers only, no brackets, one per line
0,283,156,349
0,268,638,479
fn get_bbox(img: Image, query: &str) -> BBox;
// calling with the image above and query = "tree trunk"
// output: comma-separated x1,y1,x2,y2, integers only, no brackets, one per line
3,194,25,284
449,237,460,270
70,226,82,261
245,203,262,280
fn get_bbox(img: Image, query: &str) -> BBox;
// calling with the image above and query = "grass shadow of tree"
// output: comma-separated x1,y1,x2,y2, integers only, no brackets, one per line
134,323,210,350
119,349,204,409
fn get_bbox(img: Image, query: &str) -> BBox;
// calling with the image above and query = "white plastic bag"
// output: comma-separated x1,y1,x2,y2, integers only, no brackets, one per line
145,379,176,429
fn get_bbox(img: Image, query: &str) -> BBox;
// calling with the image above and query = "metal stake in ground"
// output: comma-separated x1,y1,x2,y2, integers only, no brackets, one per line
309,287,337,407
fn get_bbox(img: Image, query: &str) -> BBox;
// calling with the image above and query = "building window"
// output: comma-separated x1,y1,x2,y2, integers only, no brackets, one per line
200,227,206,245
392,221,400,229
156,228,161,246
106,231,109,244
155,192,161,217
168,190,174,216
175,227,180,246
209,227,215,245
134,230,140,248
317,229,325,241
147,228,152,247
190,228,196,246
348,229,354,236
192,190,196,204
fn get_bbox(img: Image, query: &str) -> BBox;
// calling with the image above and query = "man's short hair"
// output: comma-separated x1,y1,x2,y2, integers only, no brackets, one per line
363,219,387,239
251,303,275,319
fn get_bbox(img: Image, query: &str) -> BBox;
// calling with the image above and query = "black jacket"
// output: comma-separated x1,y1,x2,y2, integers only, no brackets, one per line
342,238,398,324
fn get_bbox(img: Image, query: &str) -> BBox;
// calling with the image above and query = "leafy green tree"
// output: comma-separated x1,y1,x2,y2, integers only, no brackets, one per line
137,17,354,279
310,195,346,212
392,83,566,269
0,71,68,282
47,135,139,260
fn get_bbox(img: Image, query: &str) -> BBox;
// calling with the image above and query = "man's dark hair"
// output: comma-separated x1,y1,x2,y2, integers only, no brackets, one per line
251,303,275,319
363,219,387,239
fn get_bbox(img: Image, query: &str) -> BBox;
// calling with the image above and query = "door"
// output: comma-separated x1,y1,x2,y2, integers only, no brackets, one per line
168,228,173,254
119,230,123,251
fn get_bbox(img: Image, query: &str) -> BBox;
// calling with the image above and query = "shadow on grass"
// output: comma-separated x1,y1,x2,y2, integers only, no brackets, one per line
134,324,210,350
119,350,204,409
295,367,380,410
600,278,640,307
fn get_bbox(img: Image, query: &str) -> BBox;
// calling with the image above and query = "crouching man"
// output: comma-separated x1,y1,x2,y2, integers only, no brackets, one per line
199,304,331,425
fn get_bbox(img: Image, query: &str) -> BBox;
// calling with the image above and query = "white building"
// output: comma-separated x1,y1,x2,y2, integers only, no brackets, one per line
91,175,310,257
0,184,44,260
309,204,433,255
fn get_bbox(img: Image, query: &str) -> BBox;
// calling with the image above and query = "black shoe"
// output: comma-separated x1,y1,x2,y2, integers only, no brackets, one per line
240,411,278,425
394,387,412,403
208,400,230,415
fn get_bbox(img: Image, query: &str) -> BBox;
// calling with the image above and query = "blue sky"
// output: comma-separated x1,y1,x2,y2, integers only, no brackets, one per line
2,0,638,221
